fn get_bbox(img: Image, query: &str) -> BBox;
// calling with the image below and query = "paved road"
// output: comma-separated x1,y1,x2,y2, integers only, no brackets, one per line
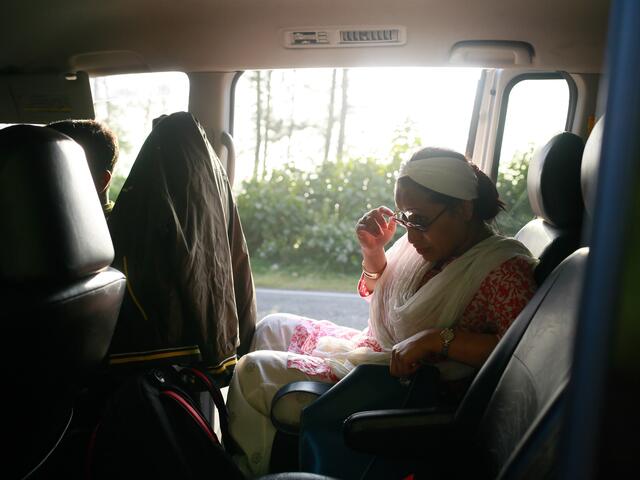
256,288,369,330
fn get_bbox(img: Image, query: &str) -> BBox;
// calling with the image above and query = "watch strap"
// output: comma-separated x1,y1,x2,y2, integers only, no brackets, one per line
440,327,455,358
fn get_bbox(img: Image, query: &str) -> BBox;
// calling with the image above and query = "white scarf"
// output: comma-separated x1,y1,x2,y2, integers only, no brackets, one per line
312,234,537,380
398,156,479,200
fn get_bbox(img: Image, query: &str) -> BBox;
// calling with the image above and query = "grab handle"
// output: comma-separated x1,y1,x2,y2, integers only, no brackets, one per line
220,131,236,186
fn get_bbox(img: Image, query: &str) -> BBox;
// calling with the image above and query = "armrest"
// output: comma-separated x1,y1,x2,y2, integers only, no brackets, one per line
271,381,334,434
302,364,440,422
344,407,458,457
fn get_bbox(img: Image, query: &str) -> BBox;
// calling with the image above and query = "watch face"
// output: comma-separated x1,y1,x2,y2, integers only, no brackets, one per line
441,328,455,343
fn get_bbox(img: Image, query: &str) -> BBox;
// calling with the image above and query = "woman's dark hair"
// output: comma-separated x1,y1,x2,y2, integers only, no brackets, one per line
399,147,505,222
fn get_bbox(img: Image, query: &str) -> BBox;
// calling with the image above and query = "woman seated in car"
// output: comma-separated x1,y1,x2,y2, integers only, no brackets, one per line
227,147,538,477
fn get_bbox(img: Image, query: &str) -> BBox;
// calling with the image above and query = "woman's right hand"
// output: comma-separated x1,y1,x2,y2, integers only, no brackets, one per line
355,206,397,252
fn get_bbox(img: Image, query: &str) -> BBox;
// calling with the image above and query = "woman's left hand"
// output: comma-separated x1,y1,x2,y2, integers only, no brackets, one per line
390,329,440,377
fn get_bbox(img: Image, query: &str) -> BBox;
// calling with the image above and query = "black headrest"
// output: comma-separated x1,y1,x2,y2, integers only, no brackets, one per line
527,132,585,228
0,125,114,283
581,117,604,217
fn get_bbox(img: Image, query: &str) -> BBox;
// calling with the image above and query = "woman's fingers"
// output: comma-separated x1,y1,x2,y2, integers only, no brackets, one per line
356,206,396,249
390,347,421,378
378,206,395,217
392,360,416,378
369,208,394,233
372,214,387,235
390,348,398,376
356,221,379,239
387,216,397,235
357,206,393,227
373,206,394,222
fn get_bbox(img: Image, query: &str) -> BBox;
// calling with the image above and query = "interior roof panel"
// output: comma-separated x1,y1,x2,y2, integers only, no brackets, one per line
2,0,611,74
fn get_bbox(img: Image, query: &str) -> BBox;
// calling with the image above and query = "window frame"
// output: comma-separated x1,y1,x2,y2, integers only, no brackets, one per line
229,70,245,137
491,72,578,180
465,69,489,159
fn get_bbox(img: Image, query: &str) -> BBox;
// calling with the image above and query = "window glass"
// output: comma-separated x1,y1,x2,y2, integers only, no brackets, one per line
90,72,189,200
233,67,482,301
234,68,481,183
495,78,570,236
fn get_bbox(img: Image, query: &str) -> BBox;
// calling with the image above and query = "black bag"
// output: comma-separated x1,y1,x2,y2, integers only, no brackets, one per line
300,365,441,480
87,366,244,480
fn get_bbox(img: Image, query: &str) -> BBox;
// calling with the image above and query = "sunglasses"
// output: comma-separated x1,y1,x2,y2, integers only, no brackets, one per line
393,206,448,233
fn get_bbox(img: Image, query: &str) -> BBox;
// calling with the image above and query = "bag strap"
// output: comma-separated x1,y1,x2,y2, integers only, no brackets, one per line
159,389,218,443
181,367,230,446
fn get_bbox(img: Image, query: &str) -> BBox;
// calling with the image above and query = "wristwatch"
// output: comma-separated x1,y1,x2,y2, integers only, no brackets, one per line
439,328,455,358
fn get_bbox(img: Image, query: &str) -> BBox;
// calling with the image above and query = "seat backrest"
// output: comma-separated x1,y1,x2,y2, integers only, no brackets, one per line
0,125,126,478
515,132,585,284
580,116,604,219
489,117,605,480
494,382,567,480
471,247,587,478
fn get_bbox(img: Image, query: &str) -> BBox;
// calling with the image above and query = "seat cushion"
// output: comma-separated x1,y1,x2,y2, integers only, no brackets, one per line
515,218,581,284
2,268,126,384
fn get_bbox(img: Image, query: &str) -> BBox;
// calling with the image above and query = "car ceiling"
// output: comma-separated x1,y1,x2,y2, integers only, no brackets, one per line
2,0,611,74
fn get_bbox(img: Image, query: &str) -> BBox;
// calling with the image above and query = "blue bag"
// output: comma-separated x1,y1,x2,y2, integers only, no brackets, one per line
299,364,440,480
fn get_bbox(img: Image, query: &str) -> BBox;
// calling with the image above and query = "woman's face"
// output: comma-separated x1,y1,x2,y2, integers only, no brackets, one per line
394,180,473,262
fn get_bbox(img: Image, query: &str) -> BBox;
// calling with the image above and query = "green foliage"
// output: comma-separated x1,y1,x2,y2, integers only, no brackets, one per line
237,126,422,274
389,118,423,164
109,173,127,202
495,145,536,236
237,158,400,273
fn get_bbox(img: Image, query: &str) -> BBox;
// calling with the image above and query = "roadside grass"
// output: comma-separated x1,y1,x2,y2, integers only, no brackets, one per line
251,260,359,293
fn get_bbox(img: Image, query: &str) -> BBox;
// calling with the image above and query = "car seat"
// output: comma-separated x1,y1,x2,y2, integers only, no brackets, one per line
0,125,126,479
514,131,585,284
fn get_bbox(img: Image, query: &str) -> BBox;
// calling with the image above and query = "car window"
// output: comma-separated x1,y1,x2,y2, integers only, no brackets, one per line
494,77,571,236
233,67,482,314
90,72,190,200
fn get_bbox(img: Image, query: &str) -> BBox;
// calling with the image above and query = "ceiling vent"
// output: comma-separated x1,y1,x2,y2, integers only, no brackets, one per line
283,26,406,49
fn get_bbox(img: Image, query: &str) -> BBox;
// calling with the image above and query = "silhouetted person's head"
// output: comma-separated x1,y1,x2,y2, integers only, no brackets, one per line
48,119,119,213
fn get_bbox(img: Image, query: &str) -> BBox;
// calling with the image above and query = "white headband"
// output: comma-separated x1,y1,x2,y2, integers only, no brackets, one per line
398,156,479,200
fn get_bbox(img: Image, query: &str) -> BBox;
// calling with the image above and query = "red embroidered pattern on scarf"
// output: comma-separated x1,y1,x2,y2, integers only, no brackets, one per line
286,256,536,377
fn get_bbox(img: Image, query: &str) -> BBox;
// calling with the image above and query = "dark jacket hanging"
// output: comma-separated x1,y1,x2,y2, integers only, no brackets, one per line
107,112,256,375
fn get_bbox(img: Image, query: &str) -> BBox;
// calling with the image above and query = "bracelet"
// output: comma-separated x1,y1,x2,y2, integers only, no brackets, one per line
362,260,387,280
